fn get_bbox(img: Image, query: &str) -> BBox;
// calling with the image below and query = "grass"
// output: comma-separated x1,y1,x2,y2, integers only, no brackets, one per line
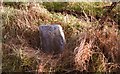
2,2,120,73
75,25,120,72
43,2,112,18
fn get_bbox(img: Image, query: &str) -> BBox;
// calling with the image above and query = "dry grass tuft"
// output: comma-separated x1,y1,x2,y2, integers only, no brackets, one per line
75,33,93,71
75,25,120,72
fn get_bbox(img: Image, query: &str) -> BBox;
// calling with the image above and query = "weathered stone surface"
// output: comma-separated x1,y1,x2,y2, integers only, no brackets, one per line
39,25,66,54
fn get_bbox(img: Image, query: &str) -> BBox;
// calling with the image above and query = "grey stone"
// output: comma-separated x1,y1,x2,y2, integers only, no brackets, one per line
39,25,66,54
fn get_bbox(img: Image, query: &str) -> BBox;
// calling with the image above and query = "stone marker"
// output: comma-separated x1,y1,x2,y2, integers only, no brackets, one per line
39,25,66,54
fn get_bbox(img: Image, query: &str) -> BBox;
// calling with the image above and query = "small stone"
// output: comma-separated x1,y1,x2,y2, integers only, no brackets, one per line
39,25,66,54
